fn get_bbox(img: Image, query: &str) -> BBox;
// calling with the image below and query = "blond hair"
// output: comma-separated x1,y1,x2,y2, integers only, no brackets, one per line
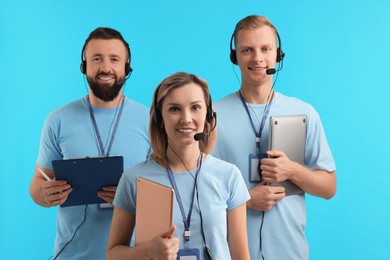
233,15,278,46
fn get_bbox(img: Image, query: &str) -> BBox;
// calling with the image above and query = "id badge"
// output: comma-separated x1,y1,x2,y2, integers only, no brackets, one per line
99,203,113,209
177,248,200,260
249,153,267,182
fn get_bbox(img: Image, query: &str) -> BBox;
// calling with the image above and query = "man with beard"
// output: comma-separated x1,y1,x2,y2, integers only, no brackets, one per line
29,27,150,259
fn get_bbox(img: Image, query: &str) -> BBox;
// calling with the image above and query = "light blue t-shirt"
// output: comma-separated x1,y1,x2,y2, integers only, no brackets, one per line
213,92,336,260
36,96,150,260
114,155,250,260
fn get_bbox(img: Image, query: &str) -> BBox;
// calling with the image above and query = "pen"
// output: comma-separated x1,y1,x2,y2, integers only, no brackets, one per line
37,168,52,181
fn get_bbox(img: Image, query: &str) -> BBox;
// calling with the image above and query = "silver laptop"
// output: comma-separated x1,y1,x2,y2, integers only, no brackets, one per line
268,115,307,195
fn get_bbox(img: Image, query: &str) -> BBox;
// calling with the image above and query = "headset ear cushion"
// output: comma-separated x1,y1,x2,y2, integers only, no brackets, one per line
80,61,86,74
125,62,132,76
207,108,212,123
207,110,215,123
153,109,162,126
206,97,216,124
276,48,285,62
230,50,237,65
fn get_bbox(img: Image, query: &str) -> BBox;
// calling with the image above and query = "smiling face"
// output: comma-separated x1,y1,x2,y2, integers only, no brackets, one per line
160,83,207,150
84,39,128,101
235,25,278,88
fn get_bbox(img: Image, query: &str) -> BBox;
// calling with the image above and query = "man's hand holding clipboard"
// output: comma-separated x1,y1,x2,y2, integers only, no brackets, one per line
52,156,124,207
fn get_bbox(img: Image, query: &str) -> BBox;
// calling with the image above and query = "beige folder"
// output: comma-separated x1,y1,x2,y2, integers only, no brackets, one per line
135,177,174,245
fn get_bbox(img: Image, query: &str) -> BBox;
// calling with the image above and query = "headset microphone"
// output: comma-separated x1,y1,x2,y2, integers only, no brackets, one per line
193,112,217,141
115,69,133,85
266,62,284,75
194,133,206,141
266,68,276,75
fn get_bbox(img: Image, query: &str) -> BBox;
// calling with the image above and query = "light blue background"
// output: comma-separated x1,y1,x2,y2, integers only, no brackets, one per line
1,0,389,259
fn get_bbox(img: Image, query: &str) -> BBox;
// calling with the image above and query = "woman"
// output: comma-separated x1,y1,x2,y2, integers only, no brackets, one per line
107,72,250,259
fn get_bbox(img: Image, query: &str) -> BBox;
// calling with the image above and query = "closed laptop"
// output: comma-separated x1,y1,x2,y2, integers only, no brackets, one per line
268,115,307,195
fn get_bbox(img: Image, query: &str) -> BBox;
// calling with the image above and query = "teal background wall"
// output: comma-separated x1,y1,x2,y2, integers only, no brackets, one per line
1,0,389,259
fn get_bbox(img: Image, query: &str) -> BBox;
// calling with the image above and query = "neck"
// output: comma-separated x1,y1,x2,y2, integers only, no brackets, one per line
88,91,124,109
166,144,200,172
240,79,273,104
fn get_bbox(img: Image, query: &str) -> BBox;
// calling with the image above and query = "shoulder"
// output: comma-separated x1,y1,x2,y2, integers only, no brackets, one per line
203,155,249,204
125,97,149,111
123,97,150,120
275,93,325,131
204,155,241,175
276,92,312,107
122,158,156,180
213,93,242,118
45,98,85,123
214,93,237,107
275,92,318,115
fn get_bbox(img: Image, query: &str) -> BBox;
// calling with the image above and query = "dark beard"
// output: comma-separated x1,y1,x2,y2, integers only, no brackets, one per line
87,72,126,101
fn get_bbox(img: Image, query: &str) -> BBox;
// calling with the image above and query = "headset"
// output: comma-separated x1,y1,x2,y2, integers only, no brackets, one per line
152,79,215,127
229,25,285,65
80,39,133,76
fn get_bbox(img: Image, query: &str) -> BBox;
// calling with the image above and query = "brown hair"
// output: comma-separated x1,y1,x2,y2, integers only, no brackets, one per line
149,72,216,163
81,27,131,61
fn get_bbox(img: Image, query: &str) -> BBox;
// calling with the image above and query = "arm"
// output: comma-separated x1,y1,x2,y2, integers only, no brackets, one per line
107,206,180,260
29,164,72,207
261,150,336,199
227,203,250,260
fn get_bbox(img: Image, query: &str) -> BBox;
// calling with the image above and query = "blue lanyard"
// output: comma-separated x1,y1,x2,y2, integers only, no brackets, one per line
87,96,125,157
166,153,202,242
238,91,274,155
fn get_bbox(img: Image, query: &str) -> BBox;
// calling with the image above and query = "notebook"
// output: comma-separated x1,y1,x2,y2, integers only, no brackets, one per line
268,115,307,195
52,156,124,207
135,177,174,245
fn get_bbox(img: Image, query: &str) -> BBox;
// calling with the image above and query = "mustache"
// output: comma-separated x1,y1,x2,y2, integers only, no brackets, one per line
96,72,117,78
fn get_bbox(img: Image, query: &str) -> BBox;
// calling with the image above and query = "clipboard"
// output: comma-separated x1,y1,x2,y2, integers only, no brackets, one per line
268,115,307,196
135,177,174,245
52,156,124,207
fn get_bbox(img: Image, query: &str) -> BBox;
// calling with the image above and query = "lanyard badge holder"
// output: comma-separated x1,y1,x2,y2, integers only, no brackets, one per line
177,248,200,259
249,152,267,182
238,91,274,183
87,96,125,209
167,154,203,260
